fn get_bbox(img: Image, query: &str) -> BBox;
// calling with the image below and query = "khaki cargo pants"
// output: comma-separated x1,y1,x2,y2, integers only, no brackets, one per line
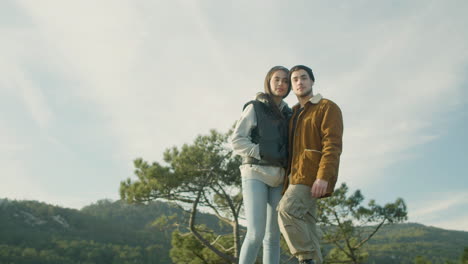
277,184,323,264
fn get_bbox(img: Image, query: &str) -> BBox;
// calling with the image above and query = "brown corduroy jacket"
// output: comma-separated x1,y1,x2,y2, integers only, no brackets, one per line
282,94,344,198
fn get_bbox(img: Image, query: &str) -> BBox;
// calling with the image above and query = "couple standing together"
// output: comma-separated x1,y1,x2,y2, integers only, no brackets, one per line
231,65,344,264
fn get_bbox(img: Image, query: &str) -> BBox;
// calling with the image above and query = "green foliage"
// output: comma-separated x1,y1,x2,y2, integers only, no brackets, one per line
327,245,369,263
0,199,181,263
414,255,433,264
120,130,242,207
366,223,468,264
0,240,153,264
170,227,232,264
463,247,468,264
0,197,236,263
1,198,467,264
318,183,408,264
119,129,243,263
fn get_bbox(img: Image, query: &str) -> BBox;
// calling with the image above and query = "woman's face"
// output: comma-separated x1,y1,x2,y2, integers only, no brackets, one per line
269,70,289,98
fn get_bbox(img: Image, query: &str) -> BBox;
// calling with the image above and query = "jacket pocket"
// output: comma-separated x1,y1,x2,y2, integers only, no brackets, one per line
304,149,321,154
299,149,321,179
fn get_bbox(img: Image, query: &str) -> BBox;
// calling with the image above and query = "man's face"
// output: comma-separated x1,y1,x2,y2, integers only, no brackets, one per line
269,70,289,98
291,69,314,98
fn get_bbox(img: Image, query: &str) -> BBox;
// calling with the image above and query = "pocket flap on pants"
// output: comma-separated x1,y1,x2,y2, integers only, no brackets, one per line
277,195,308,219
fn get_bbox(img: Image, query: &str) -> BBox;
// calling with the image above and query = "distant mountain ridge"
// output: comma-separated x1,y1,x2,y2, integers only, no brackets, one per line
0,198,467,264
365,222,468,263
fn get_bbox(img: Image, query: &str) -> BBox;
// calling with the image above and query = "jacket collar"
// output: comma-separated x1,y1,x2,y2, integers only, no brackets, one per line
293,93,323,109
309,93,323,104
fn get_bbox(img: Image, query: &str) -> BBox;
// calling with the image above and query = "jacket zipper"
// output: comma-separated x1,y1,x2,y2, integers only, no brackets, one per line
292,107,305,161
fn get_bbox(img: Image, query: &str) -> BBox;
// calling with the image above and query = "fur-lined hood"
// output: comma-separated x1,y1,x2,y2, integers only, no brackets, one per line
255,92,288,110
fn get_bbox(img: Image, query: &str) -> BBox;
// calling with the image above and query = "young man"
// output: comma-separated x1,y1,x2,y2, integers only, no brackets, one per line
277,65,343,264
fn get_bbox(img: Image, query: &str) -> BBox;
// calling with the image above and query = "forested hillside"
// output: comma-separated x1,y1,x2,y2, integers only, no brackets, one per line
365,223,468,263
0,198,466,264
0,198,226,264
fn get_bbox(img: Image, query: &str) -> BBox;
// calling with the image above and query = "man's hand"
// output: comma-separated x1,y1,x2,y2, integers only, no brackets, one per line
311,178,328,198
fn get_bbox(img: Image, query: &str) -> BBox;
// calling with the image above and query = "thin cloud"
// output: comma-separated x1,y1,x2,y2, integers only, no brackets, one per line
0,120,40,199
410,192,468,220
429,215,468,232
326,1,468,188
408,192,468,231
14,67,54,129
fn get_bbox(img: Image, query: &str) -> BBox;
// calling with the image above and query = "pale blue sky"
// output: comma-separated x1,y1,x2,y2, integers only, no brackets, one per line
1,0,467,231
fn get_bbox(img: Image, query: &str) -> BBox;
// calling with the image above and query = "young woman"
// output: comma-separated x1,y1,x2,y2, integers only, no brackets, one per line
231,66,292,264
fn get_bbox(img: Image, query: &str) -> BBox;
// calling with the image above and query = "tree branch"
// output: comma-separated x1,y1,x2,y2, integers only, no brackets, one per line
189,188,237,263
355,218,387,249
202,190,233,225
332,210,355,260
